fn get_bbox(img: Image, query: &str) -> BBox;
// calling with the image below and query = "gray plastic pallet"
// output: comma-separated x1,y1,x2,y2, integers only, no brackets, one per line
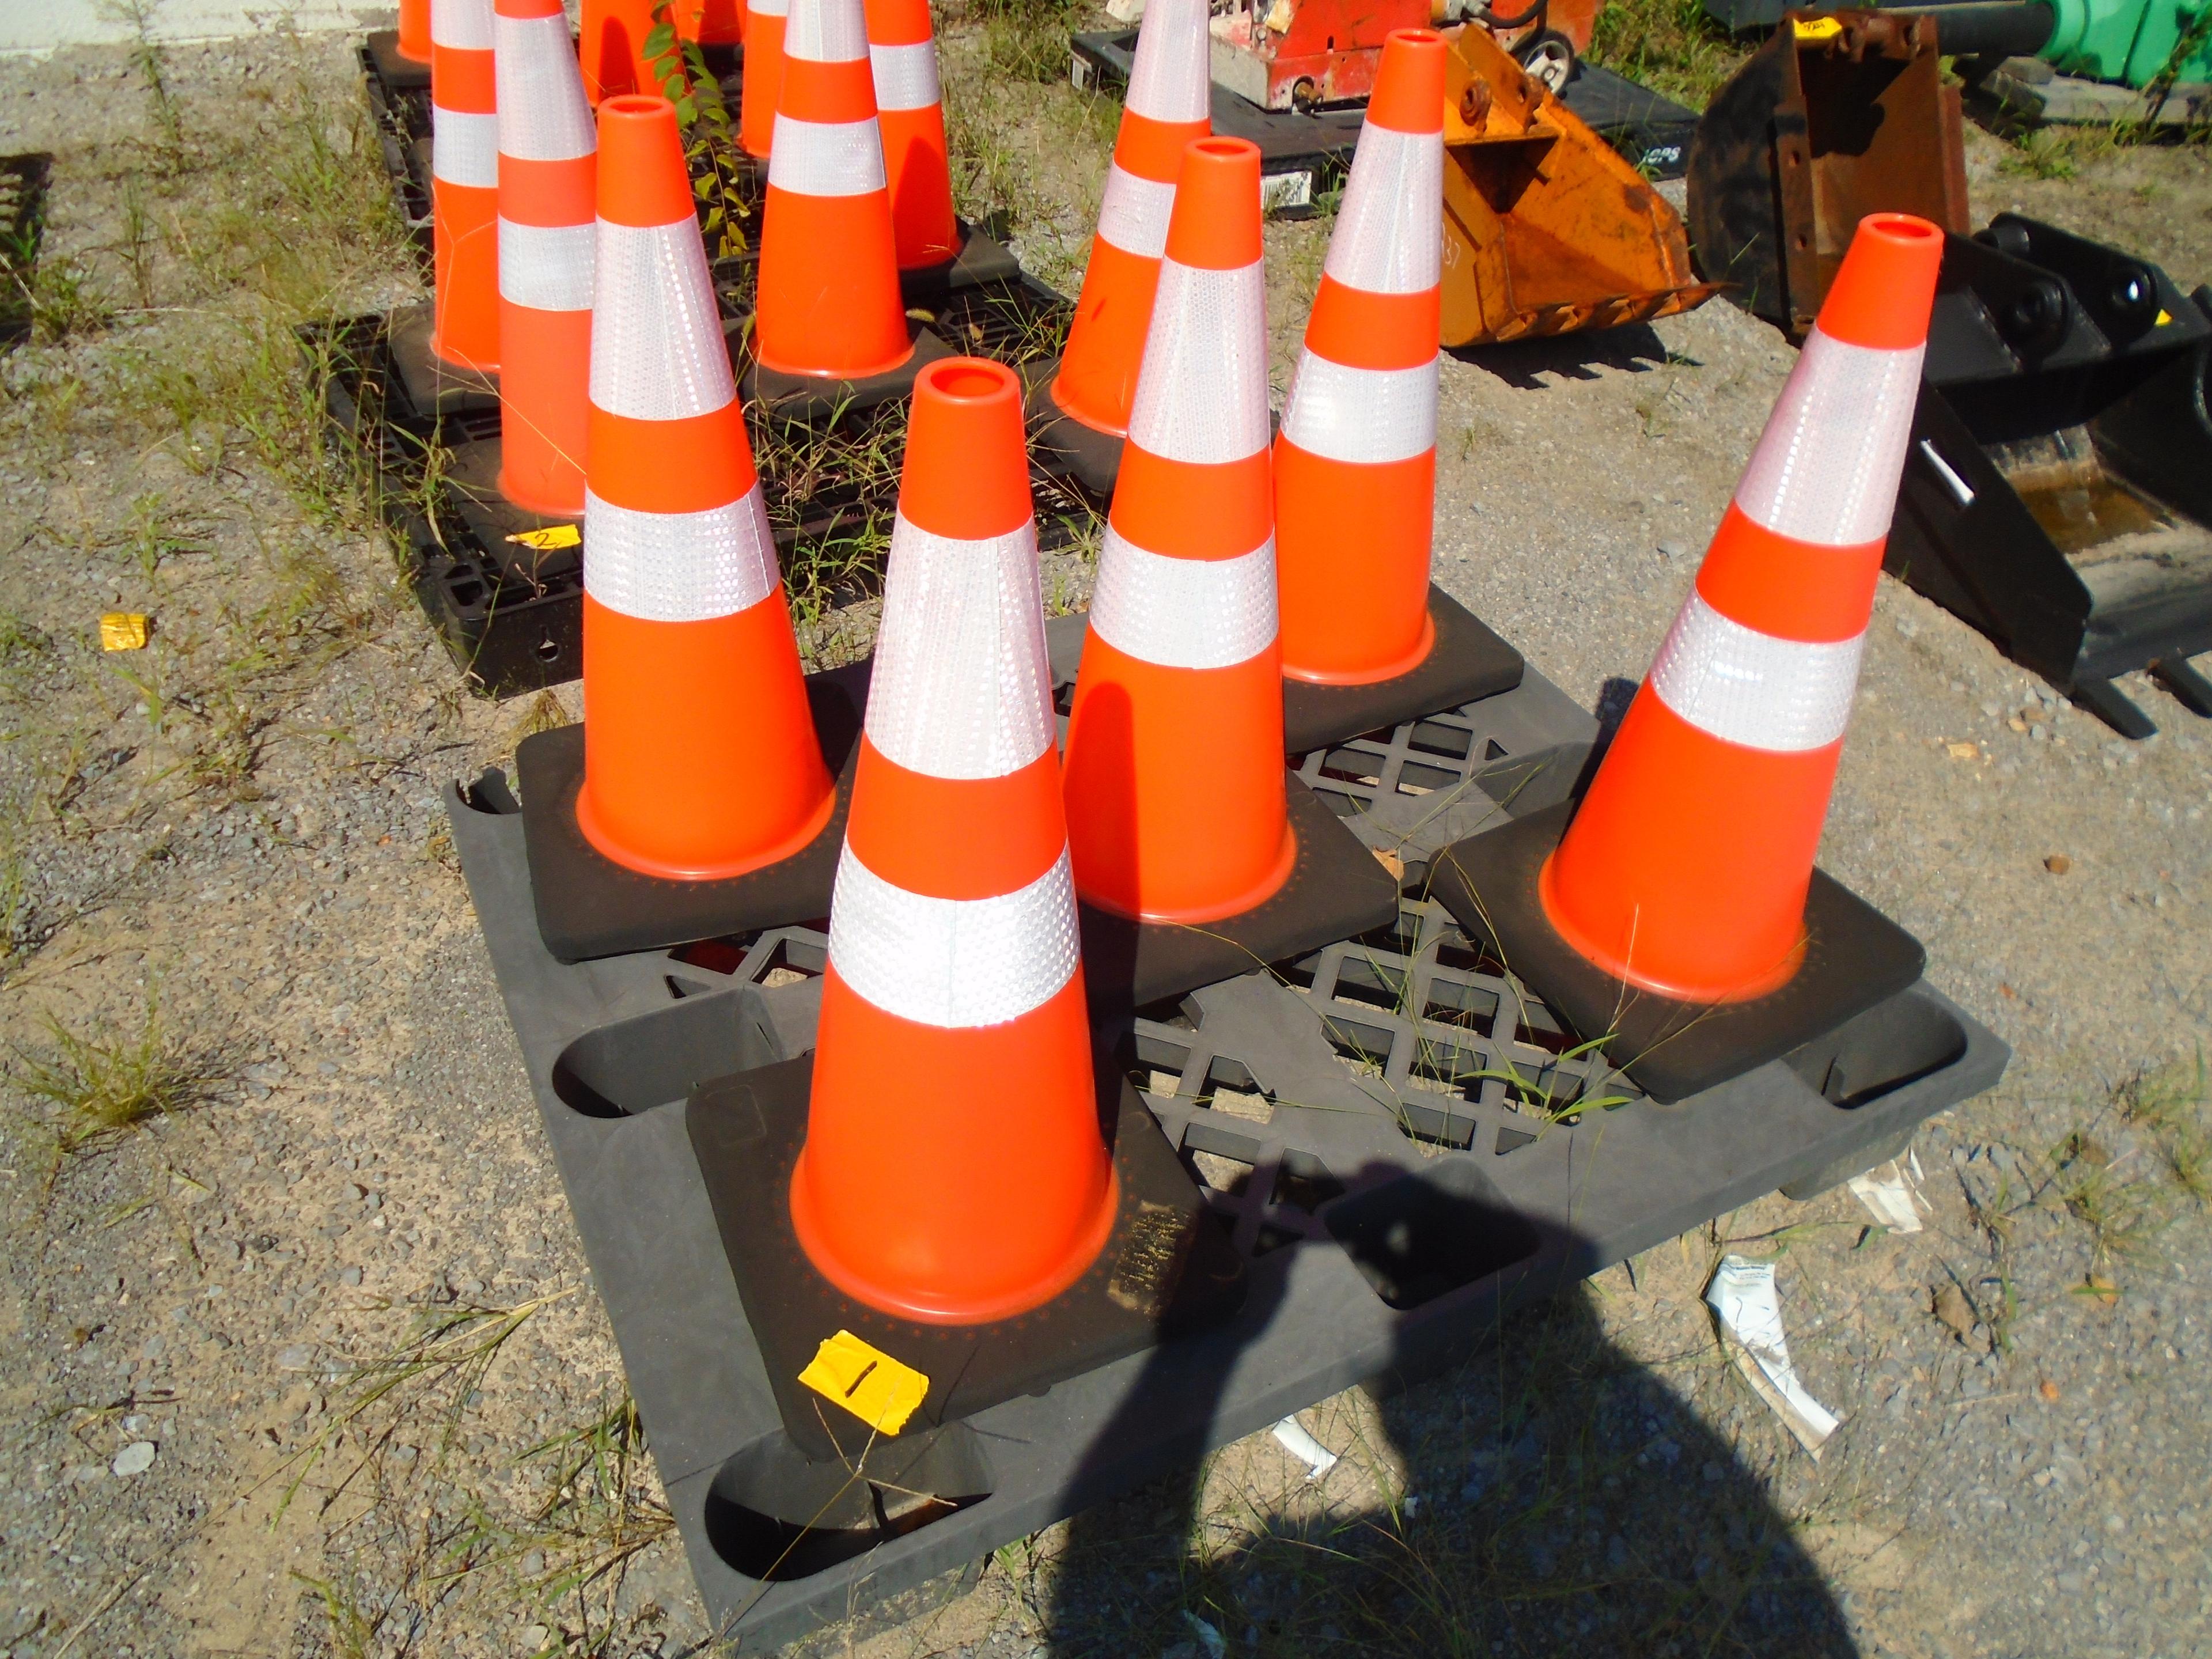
448,653,2008,1652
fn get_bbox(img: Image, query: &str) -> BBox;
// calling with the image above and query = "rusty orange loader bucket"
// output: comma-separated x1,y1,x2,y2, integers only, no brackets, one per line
1440,24,1719,347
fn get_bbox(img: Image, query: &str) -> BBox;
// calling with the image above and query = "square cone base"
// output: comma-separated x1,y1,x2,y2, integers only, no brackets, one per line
516,664,868,963
365,29,431,91
387,302,498,421
1022,373,1123,500
742,325,956,424
895,224,1025,308
685,1054,1248,1461
1426,801,1928,1103
1080,777,1401,1013
1282,588,1527,756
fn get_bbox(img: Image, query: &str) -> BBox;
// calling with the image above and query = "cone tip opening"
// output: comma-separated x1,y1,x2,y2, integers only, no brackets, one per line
903,358,1031,539
1190,135,1257,161
1166,138,1263,269
1862,212,1941,245
916,357,1018,407
601,92,676,120
1816,211,1944,351
596,96,695,227
1369,29,1447,132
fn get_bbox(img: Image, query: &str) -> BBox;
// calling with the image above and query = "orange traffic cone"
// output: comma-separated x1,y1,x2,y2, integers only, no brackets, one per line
494,0,596,516
1425,214,1941,1100
1276,30,1444,685
790,357,1116,1323
755,0,910,380
1538,214,1943,1003
578,0,657,103
1062,137,1293,923
399,0,432,63
863,0,957,270
575,94,835,878
431,0,502,373
738,0,786,156
1048,0,1210,438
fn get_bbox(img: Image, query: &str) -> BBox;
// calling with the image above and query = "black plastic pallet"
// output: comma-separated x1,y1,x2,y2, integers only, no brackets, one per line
445,656,2006,1651
0,151,54,348
1070,31,1697,191
363,28,430,92
358,42,433,265
308,313,580,696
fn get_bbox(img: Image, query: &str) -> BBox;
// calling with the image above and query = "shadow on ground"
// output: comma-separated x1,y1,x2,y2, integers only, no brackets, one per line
1452,323,1691,392
1033,1283,1854,1658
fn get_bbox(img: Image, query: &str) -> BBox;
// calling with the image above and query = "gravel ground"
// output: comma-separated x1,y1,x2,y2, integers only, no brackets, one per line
0,20,2207,1659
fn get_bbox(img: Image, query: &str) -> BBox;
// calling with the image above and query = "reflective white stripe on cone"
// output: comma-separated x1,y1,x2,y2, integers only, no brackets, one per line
1090,531,1277,671
1733,329,1924,547
1647,593,1866,753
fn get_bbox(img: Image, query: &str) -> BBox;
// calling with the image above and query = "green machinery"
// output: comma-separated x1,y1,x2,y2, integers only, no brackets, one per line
1701,0,2211,90
2036,0,2210,89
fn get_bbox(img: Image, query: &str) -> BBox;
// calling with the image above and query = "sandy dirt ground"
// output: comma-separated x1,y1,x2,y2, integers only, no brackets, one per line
0,13,2207,1659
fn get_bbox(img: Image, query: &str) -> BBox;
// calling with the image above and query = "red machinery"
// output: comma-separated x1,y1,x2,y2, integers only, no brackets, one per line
1206,0,1599,109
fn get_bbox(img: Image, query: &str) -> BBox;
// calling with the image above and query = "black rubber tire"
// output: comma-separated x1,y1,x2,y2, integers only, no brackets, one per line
1513,28,1577,92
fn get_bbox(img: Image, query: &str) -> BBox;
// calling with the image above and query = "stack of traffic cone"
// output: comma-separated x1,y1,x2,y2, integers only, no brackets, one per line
493,0,597,516
1062,137,1397,1005
430,0,502,375
1429,213,1946,1100
574,94,834,879
793,356,1116,1322
519,93,850,964
865,0,957,270
1047,0,1209,445
1278,33,1441,682
739,0,786,156
686,357,1245,1453
753,0,913,384
1272,29,1524,752
1064,137,1289,925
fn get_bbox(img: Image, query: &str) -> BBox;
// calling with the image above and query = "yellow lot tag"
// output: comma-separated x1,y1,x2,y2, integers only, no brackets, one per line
2157,308,2173,326
99,612,150,652
506,524,582,550
798,1331,929,1434
1793,16,1843,40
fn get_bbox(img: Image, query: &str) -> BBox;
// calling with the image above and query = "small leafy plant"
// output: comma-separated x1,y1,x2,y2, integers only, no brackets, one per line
645,1,753,261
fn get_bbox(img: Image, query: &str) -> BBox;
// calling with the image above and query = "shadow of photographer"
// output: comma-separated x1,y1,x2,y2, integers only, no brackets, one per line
1033,1238,1856,1658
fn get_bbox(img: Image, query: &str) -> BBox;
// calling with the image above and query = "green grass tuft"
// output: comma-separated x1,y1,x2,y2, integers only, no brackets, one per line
2123,1050,2212,1203
3,1001,232,1161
